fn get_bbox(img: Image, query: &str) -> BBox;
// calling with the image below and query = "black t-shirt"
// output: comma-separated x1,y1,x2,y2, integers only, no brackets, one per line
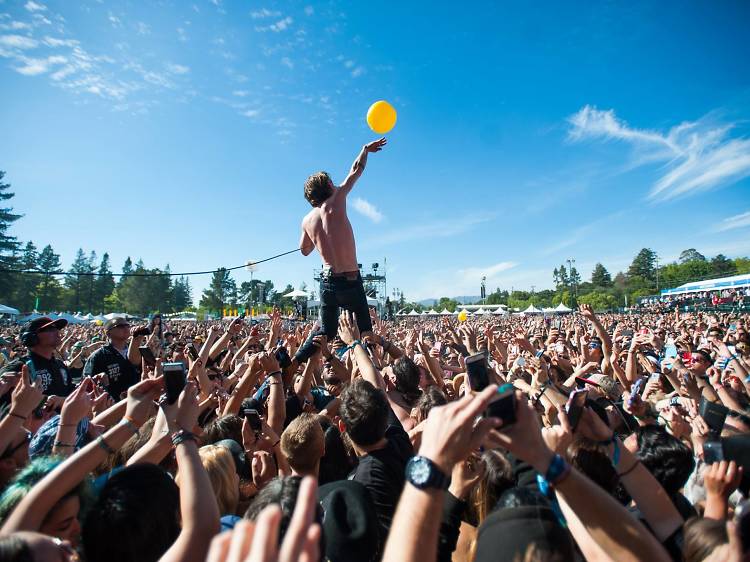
349,404,414,548
24,352,74,397
83,344,139,399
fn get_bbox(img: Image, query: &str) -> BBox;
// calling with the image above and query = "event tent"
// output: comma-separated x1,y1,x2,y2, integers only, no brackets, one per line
408,310,420,316
439,308,454,316
474,308,487,315
492,307,507,315
283,289,309,298
522,304,542,314
554,302,573,313
0,304,20,315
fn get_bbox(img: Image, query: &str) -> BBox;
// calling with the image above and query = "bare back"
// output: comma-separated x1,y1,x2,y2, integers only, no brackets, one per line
302,192,358,273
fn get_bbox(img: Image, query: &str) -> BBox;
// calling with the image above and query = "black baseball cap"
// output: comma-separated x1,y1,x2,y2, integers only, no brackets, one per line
25,316,68,334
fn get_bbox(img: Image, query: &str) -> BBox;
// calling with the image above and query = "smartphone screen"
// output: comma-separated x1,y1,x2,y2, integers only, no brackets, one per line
163,362,186,405
243,408,262,431
139,346,157,368
486,385,516,426
565,389,588,430
465,353,490,391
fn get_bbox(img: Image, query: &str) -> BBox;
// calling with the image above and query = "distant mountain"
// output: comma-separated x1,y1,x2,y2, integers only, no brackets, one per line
417,296,481,307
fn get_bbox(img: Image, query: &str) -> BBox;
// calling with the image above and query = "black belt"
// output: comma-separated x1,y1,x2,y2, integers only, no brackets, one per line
323,270,359,280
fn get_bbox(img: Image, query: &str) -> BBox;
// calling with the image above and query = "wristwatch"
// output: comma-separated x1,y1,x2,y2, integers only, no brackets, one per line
405,455,450,491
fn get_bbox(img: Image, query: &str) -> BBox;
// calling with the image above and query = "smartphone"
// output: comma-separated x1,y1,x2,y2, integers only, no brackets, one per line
516,356,526,367
275,346,292,369
139,346,157,368
566,389,588,431
699,397,728,436
465,353,490,391
242,408,262,431
163,362,186,405
185,343,199,361
555,342,565,354
25,359,37,382
735,500,750,553
486,384,516,427
703,440,724,464
649,372,662,383
621,329,634,337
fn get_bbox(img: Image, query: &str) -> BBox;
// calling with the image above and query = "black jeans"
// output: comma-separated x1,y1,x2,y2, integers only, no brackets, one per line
294,273,373,362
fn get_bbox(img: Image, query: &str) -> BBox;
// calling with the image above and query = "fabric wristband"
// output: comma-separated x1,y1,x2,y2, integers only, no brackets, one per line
96,436,115,455
120,416,140,437
544,454,571,486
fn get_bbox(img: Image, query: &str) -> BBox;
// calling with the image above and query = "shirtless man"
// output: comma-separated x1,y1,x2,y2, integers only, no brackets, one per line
293,137,387,363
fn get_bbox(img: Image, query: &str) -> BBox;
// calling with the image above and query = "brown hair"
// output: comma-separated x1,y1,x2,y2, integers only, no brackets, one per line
682,516,727,562
304,172,334,207
281,413,324,475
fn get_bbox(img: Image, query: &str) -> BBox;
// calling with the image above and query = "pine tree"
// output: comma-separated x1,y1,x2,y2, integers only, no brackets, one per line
591,263,612,287
0,171,22,299
200,268,233,313
65,249,93,311
13,241,40,311
37,245,63,311
93,253,115,313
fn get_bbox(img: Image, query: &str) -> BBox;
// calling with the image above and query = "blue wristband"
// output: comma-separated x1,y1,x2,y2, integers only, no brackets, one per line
544,454,570,485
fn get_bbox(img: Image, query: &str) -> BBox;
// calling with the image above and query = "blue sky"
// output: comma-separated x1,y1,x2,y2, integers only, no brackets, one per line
1,0,750,303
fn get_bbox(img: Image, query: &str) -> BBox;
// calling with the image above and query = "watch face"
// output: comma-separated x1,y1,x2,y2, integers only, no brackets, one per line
410,457,432,486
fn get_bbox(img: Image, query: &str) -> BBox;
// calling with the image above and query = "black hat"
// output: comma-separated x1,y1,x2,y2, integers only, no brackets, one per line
318,480,378,562
25,316,68,334
215,439,251,480
474,505,575,562
104,316,131,332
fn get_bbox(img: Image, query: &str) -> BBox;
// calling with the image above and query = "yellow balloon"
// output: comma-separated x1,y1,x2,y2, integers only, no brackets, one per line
366,100,397,134
457,310,468,322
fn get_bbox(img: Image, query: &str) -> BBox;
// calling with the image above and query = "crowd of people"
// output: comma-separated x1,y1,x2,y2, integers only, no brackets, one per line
0,303,747,561
638,286,749,313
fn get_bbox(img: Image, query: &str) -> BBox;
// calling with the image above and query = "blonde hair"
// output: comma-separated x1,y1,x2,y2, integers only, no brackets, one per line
197,445,239,515
281,413,324,475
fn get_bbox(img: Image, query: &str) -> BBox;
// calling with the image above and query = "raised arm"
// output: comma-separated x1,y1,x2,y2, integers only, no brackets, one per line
338,311,384,391
336,138,387,198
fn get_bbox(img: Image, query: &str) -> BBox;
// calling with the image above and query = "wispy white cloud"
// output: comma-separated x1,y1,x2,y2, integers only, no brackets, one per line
351,66,365,78
568,105,750,201
250,8,281,19
367,213,495,248
241,109,259,118
108,13,121,27
43,36,78,48
457,262,518,285
256,16,293,32
166,62,189,74
135,22,150,36
14,53,65,75
24,1,47,13
713,210,750,233
280,56,293,69
304,6,314,16
0,34,38,49
0,21,32,31
232,90,249,97
352,197,384,223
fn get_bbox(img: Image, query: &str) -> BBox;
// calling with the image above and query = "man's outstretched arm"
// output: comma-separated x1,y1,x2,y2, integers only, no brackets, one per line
337,138,387,197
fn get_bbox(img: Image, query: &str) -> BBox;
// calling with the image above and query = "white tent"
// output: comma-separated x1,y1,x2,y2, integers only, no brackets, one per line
491,307,507,315
408,310,420,316
0,304,20,315
427,309,439,315
554,302,573,313
474,307,487,315
542,307,555,313
420,311,430,316
283,289,309,298
439,308,453,316
522,304,542,314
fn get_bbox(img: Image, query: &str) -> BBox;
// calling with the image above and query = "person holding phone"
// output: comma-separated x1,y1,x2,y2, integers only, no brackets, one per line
293,137,388,364
82,317,141,400
18,317,73,400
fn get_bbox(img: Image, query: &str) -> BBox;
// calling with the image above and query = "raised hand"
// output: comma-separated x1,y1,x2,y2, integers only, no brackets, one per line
365,138,387,153
60,377,94,426
338,311,360,346
10,364,44,418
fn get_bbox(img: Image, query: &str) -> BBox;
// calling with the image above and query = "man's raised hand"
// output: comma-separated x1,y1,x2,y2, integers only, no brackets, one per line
365,138,387,153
